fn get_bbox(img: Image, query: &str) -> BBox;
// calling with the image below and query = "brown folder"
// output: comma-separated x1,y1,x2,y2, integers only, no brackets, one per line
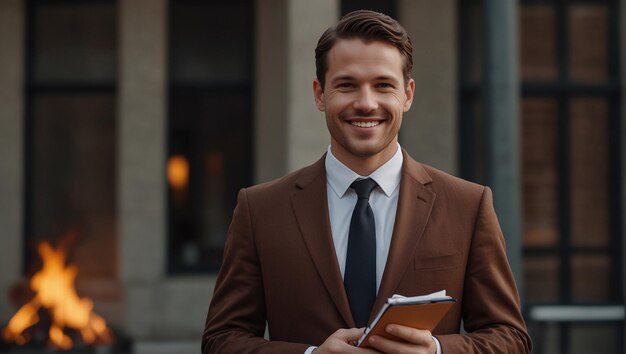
356,297,456,348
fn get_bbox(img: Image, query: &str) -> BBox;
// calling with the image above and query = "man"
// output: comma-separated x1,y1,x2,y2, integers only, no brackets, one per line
202,10,531,354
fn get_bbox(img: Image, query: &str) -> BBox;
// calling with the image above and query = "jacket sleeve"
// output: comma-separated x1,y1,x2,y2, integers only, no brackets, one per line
437,187,533,353
201,188,309,354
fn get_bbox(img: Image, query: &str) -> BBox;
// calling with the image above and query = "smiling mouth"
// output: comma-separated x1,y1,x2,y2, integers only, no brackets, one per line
350,120,382,128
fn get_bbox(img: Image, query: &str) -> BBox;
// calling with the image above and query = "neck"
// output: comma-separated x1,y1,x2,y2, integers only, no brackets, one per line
330,143,398,176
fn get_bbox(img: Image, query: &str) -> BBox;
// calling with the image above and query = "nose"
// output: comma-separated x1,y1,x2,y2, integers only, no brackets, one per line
353,86,378,113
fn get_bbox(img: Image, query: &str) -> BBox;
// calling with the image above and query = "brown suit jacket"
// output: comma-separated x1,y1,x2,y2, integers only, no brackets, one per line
202,150,532,353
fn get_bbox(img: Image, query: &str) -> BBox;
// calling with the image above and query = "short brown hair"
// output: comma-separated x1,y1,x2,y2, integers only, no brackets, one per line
315,10,413,89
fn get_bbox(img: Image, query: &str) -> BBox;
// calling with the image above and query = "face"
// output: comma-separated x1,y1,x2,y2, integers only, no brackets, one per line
313,39,414,168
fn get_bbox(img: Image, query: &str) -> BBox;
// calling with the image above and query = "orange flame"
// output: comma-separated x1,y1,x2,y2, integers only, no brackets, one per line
2,242,113,349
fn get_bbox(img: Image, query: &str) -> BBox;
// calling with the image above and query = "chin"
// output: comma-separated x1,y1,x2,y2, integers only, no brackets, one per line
346,145,387,158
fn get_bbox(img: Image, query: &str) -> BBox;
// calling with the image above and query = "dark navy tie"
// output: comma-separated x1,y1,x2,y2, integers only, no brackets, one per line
344,178,377,328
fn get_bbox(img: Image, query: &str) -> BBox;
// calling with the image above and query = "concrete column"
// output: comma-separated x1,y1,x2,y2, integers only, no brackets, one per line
0,0,24,321
255,0,338,183
398,0,458,175
118,0,167,338
255,0,289,182
286,0,338,173
484,0,523,291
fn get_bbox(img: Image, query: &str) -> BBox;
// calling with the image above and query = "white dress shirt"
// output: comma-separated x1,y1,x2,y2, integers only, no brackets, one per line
304,144,442,354
325,144,402,291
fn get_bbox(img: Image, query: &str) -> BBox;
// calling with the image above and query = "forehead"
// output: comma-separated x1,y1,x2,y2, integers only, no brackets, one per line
326,38,404,80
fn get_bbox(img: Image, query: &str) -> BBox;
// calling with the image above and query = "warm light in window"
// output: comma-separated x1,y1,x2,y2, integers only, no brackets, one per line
168,155,189,190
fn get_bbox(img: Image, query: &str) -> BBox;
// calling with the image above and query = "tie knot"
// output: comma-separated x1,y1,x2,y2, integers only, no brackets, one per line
351,178,377,199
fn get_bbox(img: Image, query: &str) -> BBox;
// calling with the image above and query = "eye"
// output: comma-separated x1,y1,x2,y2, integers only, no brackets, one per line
376,82,395,89
336,82,355,89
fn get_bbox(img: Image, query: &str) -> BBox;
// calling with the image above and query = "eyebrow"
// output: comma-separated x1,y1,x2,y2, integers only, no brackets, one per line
373,76,400,84
330,75,355,84
330,75,400,84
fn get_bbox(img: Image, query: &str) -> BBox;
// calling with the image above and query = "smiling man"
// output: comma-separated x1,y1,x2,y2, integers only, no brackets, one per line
202,10,531,354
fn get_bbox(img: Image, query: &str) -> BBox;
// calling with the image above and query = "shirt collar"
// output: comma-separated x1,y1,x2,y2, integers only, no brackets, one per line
325,143,403,198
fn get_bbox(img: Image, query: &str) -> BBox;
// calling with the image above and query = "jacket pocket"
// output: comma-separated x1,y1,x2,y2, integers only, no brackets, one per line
414,252,463,271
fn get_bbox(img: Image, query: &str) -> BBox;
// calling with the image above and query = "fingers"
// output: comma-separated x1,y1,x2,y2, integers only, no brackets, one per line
385,325,432,346
335,328,367,343
367,325,436,354
316,328,380,354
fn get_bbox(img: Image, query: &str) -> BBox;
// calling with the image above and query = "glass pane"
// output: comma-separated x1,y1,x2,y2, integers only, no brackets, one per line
460,96,486,184
168,90,252,272
169,1,252,84
463,0,484,86
520,4,557,82
571,255,611,302
28,94,117,278
522,98,559,247
569,98,610,247
524,256,560,302
571,323,620,354
33,0,117,83
527,322,560,354
341,0,397,17
568,5,608,83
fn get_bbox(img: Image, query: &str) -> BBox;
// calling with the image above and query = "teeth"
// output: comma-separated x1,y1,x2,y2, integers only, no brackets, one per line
351,121,380,128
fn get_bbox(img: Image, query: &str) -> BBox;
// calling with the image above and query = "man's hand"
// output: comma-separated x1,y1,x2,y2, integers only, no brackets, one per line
367,325,437,354
315,328,380,354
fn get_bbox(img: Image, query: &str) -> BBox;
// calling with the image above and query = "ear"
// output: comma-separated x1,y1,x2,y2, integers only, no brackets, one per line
313,79,325,111
403,78,415,112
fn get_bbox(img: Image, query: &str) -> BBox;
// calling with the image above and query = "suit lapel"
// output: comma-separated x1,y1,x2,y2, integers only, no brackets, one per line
371,151,436,318
290,152,436,326
290,157,354,327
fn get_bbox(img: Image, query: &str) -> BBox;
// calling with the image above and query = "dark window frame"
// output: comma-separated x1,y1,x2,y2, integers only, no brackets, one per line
166,0,255,274
458,0,623,352
340,0,397,17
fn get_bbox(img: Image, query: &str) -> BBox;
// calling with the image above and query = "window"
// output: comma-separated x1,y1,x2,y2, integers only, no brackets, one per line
24,0,118,279
459,1,623,353
167,0,253,273
341,0,397,16
520,1,623,352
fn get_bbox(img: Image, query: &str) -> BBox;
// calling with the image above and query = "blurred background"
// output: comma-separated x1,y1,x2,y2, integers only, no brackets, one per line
0,0,623,353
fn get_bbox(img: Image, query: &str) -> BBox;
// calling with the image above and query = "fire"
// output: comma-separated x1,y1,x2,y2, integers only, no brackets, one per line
2,242,113,349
